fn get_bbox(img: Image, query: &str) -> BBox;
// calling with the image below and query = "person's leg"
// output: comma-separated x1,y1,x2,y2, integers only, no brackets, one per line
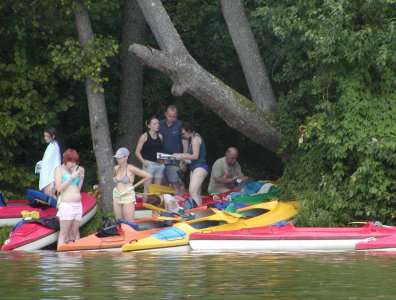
113,202,123,219
69,219,81,242
165,165,182,194
144,176,153,194
58,220,73,247
188,168,207,206
152,163,165,185
153,177,163,185
43,182,55,198
122,202,135,222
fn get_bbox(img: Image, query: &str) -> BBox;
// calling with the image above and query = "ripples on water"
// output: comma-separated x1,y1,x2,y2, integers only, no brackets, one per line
1,250,396,299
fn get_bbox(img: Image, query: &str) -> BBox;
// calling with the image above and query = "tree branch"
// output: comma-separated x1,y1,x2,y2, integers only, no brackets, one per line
130,43,282,152
136,0,188,56
220,0,276,112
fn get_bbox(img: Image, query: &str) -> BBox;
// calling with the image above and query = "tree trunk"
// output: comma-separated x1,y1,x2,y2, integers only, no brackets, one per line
117,0,146,159
133,0,282,152
130,44,281,152
74,0,114,211
220,0,276,112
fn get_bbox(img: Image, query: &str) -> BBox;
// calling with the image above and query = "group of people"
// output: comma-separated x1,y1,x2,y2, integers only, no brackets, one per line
112,105,247,221
38,105,247,247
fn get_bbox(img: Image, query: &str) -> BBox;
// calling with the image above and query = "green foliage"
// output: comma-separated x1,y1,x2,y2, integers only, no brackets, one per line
251,0,396,225
0,1,75,197
4,0,395,229
0,226,12,248
50,36,119,93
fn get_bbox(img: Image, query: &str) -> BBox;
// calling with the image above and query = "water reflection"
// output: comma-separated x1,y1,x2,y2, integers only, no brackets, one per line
1,250,396,299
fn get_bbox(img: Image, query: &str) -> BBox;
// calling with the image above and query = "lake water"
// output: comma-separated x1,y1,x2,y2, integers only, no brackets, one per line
1,250,396,299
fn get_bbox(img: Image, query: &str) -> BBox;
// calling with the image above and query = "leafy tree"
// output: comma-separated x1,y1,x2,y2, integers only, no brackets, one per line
0,1,74,198
251,0,396,225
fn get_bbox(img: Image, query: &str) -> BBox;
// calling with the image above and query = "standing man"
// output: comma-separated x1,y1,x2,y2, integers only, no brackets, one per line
159,105,188,194
208,147,248,194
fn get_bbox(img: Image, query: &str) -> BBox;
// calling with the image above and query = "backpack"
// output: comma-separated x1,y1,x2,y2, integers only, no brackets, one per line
96,216,120,238
183,198,198,210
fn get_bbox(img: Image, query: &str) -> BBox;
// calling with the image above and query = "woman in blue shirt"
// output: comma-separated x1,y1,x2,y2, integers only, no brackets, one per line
173,122,208,206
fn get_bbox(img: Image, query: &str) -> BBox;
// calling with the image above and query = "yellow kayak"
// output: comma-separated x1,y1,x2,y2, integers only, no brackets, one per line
121,200,298,252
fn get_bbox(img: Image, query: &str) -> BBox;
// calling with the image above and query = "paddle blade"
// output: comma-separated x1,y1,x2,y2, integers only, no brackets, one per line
142,202,168,213
148,184,176,195
222,211,243,218
156,216,182,221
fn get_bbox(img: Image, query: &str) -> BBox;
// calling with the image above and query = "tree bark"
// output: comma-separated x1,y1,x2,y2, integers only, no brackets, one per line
220,0,276,112
133,0,282,152
117,0,146,158
74,0,114,211
130,44,281,152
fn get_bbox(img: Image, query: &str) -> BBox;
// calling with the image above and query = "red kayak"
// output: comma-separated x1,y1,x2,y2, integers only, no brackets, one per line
2,192,97,251
355,234,396,251
0,189,58,226
189,222,396,252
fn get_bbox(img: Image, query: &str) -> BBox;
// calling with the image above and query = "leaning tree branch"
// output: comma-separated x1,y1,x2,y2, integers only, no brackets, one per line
130,44,282,152
136,0,188,56
220,0,277,112
134,0,283,152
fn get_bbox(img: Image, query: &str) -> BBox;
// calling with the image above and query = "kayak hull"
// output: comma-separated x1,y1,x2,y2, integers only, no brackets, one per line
0,190,58,226
189,222,396,252
58,205,212,252
355,234,396,251
2,193,97,251
122,200,298,252
58,219,168,251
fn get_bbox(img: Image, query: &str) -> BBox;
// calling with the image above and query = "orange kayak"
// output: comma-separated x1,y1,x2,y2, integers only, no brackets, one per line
58,206,211,251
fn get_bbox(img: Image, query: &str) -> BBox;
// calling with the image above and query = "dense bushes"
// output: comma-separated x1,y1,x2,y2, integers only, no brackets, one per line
282,87,396,225
251,0,396,225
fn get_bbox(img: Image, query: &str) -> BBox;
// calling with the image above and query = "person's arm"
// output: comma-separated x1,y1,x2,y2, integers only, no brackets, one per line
77,166,85,191
134,133,148,167
130,165,152,189
235,162,248,180
54,166,80,194
112,166,117,178
174,135,200,160
54,166,63,194
182,138,189,154
213,175,238,184
212,160,237,184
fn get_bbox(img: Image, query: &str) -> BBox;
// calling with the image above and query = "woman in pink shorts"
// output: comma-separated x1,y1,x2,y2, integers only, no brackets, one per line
54,149,85,248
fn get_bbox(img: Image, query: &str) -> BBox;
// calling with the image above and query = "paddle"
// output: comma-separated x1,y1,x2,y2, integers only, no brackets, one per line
222,210,243,218
142,203,195,220
143,202,168,213
148,184,176,195
157,216,182,221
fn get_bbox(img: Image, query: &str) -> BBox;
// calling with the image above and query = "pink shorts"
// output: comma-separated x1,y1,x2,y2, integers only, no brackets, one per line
56,202,82,221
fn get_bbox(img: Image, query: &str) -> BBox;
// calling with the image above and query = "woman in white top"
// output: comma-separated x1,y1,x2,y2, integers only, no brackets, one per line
39,127,61,198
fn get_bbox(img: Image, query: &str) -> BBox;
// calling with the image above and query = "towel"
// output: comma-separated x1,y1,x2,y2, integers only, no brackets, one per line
39,141,61,190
